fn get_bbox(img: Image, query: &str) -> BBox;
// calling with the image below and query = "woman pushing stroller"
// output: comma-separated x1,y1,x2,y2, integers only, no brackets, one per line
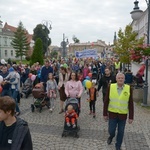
65,72,83,112
62,72,83,138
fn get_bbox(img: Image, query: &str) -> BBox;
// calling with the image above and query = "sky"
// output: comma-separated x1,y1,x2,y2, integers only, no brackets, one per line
0,0,148,46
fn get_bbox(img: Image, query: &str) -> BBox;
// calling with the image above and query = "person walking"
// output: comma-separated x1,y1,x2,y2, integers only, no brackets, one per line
97,67,116,102
87,81,98,118
58,67,69,114
0,66,11,96
4,67,21,116
46,73,58,112
103,72,134,150
40,60,53,91
65,72,83,113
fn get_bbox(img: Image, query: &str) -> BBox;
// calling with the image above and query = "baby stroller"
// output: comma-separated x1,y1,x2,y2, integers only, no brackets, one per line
21,78,32,98
62,98,80,138
31,83,49,113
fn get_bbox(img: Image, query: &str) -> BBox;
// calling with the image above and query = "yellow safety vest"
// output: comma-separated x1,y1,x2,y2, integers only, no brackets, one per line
115,62,121,69
108,83,130,114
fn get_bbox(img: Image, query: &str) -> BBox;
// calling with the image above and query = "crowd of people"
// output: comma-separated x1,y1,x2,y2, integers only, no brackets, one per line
0,57,139,150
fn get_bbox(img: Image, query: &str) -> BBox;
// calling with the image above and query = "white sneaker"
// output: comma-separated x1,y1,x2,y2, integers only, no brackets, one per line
72,124,76,128
67,122,71,127
49,108,53,112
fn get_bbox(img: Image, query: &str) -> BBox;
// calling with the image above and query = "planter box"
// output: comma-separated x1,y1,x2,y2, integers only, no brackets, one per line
133,88,143,103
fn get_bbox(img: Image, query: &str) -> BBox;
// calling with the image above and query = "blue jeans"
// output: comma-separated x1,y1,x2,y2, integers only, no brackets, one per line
11,89,20,113
108,117,126,149
1,89,11,96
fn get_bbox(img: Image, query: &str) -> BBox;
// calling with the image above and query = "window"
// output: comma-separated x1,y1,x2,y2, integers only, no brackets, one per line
5,50,7,57
11,50,13,56
9,38,12,46
4,37,7,45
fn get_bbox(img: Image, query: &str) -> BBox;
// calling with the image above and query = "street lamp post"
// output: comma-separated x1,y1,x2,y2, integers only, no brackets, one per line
61,33,68,58
130,0,150,106
42,20,52,58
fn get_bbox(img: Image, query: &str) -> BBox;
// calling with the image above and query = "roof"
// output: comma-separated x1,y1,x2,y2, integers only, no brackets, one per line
3,22,17,32
2,22,33,43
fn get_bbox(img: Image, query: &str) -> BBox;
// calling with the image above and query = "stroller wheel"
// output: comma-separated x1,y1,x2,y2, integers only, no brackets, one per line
39,106,42,113
77,126,80,131
25,94,28,98
31,104,34,112
62,133,64,137
62,131,67,137
74,133,79,138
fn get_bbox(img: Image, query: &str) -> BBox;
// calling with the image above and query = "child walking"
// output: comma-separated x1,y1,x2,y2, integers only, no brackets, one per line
46,73,58,112
88,81,98,118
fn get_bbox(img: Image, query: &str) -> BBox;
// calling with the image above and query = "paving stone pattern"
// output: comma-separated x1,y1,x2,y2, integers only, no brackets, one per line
19,91,150,150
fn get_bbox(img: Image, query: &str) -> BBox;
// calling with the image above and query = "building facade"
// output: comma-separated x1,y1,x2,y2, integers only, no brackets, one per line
131,7,150,103
0,20,33,61
68,40,108,57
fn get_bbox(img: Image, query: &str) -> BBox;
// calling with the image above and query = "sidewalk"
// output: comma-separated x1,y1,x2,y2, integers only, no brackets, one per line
19,92,150,150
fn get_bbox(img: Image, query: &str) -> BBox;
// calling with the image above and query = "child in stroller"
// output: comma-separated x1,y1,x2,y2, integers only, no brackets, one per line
65,105,78,128
21,77,32,98
62,98,80,138
31,83,49,113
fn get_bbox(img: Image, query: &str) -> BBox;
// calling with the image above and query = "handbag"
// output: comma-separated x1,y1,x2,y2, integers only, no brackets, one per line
48,90,57,98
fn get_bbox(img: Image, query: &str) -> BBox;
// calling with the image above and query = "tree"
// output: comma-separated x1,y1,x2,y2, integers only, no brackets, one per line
72,35,80,43
30,38,44,65
114,24,144,64
33,24,51,55
11,21,30,61
50,51,58,59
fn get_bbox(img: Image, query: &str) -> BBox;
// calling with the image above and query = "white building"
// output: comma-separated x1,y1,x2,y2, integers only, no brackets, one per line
0,20,33,61
130,1,150,104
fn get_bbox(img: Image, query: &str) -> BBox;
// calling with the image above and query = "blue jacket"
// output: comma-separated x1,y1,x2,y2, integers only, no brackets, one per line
40,66,53,83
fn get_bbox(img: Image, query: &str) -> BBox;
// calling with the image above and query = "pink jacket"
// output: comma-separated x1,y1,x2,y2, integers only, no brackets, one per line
65,80,83,98
83,68,90,78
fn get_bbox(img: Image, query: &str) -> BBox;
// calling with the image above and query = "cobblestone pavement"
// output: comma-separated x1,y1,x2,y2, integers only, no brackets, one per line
19,91,150,150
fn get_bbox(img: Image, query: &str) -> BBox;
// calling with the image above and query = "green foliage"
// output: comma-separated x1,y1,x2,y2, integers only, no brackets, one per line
25,56,31,61
114,24,144,64
50,51,58,59
11,21,30,61
30,38,44,65
33,24,51,55
72,35,80,43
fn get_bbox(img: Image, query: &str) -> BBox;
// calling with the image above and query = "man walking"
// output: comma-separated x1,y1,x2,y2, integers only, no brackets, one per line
103,72,134,150
97,67,116,102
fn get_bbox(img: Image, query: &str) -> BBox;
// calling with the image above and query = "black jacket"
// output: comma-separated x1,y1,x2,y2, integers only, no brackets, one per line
0,117,33,150
97,74,116,94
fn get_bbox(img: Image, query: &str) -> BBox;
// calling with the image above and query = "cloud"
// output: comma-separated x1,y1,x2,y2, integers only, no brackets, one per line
0,0,148,46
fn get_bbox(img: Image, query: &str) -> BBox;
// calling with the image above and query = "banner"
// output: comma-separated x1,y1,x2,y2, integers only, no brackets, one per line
75,49,97,58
